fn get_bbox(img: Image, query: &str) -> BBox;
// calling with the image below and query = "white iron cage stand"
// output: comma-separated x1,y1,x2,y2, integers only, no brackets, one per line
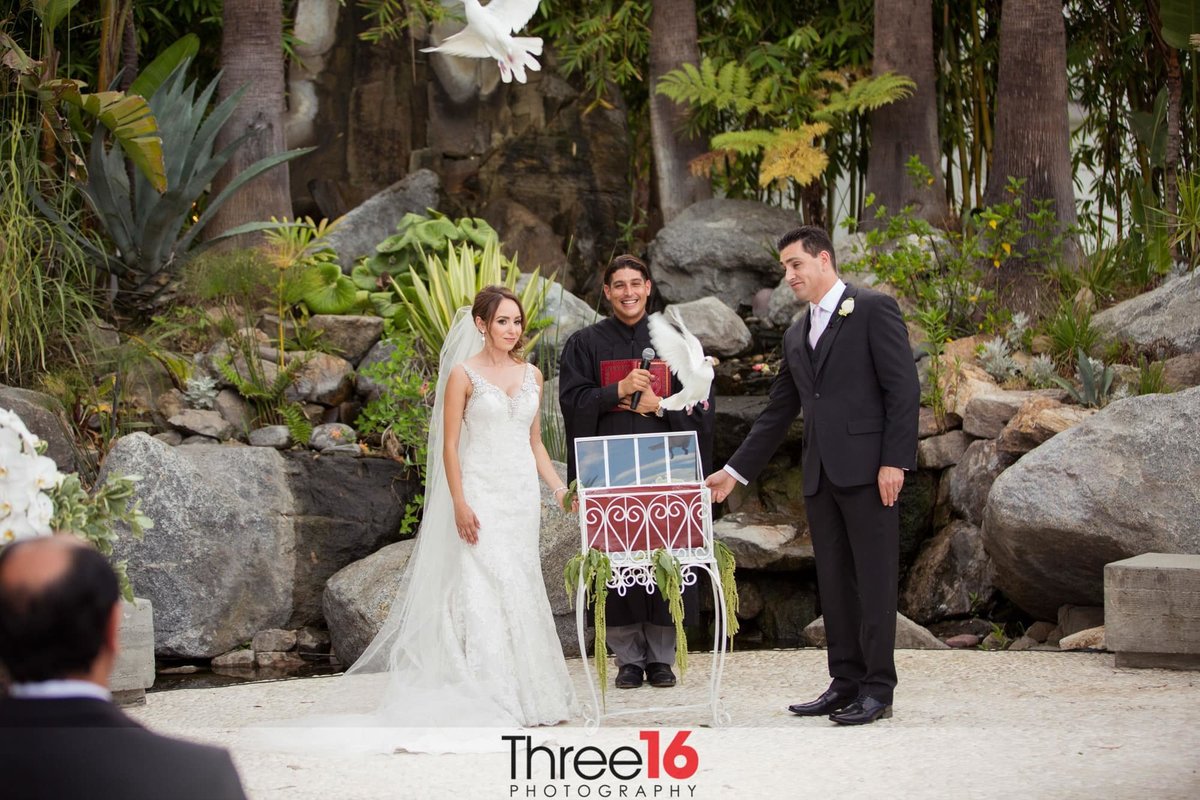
574,480,732,731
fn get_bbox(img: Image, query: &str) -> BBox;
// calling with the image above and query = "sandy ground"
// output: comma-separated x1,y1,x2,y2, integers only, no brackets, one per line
128,648,1200,800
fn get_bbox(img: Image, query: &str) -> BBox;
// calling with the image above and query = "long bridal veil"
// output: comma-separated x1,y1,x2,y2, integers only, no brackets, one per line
346,306,480,680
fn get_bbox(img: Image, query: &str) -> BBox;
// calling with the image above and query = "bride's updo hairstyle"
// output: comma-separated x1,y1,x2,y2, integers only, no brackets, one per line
472,285,528,362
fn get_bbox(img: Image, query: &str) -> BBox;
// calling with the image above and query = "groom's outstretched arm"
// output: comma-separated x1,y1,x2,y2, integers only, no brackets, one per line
707,346,802,496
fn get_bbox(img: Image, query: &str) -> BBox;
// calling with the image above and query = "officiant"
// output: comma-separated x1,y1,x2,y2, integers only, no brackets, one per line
558,254,714,690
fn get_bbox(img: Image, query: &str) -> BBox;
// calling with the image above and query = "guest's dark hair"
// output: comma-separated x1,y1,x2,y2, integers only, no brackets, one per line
0,540,119,682
603,254,652,286
472,284,527,362
777,225,837,272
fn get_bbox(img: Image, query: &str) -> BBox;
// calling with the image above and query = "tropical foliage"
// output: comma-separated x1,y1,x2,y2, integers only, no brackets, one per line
389,233,553,358
0,104,100,385
62,46,312,307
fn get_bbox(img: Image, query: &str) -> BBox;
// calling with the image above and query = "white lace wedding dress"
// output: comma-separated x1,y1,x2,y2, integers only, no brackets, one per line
257,311,575,754
429,361,576,725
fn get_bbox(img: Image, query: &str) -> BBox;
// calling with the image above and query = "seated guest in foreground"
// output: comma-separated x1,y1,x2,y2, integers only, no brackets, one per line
0,535,248,800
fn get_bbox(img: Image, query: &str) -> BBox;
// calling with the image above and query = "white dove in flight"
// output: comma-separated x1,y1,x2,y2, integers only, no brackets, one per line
647,306,718,415
421,0,544,84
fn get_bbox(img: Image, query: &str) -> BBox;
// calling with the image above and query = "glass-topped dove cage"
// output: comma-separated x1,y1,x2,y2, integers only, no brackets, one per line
573,431,730,729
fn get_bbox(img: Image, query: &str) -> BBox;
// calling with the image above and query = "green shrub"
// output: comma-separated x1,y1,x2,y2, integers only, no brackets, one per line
356,334,434,535
1136,355,1170,395
0,111,101,385
1042,300,1100,367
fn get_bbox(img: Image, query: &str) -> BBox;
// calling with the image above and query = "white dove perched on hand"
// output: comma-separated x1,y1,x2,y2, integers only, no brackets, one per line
421,0,544,84
647,306,718,415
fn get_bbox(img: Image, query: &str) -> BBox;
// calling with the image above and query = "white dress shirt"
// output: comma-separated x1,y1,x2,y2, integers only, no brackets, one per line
9,679,112,701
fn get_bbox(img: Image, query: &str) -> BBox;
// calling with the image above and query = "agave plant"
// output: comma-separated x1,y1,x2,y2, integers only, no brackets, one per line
65,53,312,306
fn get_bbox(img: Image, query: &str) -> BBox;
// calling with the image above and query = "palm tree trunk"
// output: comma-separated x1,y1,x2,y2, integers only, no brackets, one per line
865,0,948,227
984,0,1079,311
207,0,293,243
648,0,711,225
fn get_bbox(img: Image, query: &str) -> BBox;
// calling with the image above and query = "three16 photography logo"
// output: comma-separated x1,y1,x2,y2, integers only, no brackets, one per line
503,730,701,798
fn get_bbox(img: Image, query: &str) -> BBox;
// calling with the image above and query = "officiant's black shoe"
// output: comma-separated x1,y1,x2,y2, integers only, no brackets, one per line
787,689,857,716
646,663,676,688
615,664,644,689
829,696,892,725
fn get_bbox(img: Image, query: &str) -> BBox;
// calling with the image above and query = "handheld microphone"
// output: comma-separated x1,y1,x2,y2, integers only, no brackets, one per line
629,347,656,412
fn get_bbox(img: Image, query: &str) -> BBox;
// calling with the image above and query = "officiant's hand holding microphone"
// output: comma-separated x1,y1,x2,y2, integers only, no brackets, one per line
618,347,661,415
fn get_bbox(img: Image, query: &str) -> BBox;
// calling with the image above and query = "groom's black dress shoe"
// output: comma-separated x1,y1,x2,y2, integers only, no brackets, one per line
829,696,893,725
646,663,676,688
787,689,856,716
615,664,644,689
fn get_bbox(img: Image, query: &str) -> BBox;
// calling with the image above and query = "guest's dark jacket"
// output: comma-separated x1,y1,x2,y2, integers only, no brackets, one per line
0,694,248,800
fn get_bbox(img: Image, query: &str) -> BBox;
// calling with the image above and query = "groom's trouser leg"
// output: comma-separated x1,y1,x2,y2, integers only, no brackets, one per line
607,625,648,668
806,474,865,699
833,478,900,704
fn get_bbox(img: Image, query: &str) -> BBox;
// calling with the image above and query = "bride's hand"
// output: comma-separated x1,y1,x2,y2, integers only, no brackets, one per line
455,502,480,544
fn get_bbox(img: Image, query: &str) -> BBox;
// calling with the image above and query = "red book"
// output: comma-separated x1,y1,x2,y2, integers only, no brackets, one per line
600,358,671,412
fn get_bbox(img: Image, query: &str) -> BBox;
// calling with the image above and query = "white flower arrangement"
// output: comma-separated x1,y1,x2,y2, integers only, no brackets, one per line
0,408,64,543
838,297,855,317
1,407,152,598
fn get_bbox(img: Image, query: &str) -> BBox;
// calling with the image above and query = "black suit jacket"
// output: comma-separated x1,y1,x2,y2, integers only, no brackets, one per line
0,695,247,800
727,284,919,494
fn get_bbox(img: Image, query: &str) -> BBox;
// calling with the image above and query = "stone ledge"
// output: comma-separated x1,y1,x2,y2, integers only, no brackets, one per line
1105,553,1200,666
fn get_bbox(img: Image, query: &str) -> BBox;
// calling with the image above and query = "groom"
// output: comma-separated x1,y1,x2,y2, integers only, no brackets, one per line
706,225,919,725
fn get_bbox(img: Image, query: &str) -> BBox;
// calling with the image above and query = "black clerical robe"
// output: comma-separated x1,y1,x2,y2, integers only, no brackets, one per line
558,315,714,626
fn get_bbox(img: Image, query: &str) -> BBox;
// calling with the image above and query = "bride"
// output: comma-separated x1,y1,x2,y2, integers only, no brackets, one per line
285,286,575,752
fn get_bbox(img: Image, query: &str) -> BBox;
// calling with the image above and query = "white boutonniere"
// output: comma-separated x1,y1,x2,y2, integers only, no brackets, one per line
838,297,855,317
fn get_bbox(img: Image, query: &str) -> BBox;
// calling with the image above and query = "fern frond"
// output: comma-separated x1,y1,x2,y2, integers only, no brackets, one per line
710,129,776,157
278,401,312,445
758,123,831,188
656,57,765,115
821,72,915,118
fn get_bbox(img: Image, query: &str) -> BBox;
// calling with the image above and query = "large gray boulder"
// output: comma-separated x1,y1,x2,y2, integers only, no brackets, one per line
948,440,1016,526
713,513,813,571
900,521,995,624
323,169,441,269
518,276,600,353
712,394,803,465
281,452,416,627
306,315,384,364
666,297,752,358
753,574,819,645
322,539,416,666
0,386,77,473
354,339,398,402
647,198,802,307
983,387,1200,620
104,434,294,658
1094,270,1200,354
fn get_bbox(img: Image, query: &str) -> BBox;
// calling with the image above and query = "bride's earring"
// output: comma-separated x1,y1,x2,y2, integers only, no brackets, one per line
478,329,485,343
